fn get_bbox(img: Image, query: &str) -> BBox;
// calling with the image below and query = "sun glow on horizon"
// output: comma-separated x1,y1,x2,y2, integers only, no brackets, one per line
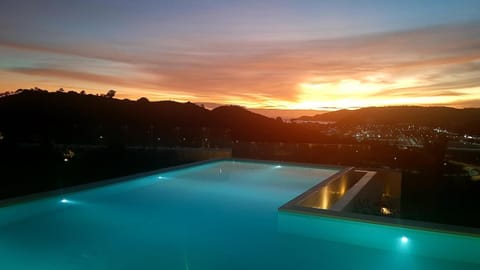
1,1,480,110
290,74,479,110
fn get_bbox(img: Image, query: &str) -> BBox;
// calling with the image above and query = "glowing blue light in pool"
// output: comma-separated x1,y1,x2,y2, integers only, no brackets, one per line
401,236,409,244
157,176,171,182
60,198,70,203
59,198,82,205
275,165,282,169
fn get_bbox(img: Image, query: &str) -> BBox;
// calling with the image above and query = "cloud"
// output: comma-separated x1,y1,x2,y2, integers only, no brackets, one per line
2,21,480,107
7,67,145,89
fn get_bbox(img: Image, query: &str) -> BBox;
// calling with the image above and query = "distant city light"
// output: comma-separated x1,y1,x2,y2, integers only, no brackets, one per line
63,149,75,161
380,207,392,215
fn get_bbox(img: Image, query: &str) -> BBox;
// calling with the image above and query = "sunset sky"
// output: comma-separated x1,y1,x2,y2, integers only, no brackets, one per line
1,0,480,111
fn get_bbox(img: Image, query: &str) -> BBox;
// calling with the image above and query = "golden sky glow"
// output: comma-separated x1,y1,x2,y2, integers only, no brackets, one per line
1,1,480,111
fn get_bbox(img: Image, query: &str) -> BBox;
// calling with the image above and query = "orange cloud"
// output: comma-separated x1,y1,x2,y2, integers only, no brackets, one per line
2,22,480,109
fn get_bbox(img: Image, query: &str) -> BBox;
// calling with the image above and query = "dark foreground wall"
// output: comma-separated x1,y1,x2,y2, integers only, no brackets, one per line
0,143,230,200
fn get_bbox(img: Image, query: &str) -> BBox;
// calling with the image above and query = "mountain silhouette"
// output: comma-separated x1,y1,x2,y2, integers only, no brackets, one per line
296,106,480,134
0,89,325,144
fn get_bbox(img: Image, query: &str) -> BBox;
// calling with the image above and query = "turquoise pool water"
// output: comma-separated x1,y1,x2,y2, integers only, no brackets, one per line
0,160,479,270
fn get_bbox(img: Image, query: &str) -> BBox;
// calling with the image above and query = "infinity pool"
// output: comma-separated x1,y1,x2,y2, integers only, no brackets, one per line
0,160,479,269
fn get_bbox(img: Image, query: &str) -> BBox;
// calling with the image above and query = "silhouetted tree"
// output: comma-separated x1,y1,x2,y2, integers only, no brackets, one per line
105,89,116,98
137,97,149,103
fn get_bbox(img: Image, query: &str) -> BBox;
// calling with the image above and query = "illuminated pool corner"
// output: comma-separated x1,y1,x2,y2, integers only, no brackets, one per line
278,168,480,264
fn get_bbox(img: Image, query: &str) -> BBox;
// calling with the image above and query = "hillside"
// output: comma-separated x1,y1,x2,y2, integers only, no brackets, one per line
296,106,480,133
0,89,323,144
